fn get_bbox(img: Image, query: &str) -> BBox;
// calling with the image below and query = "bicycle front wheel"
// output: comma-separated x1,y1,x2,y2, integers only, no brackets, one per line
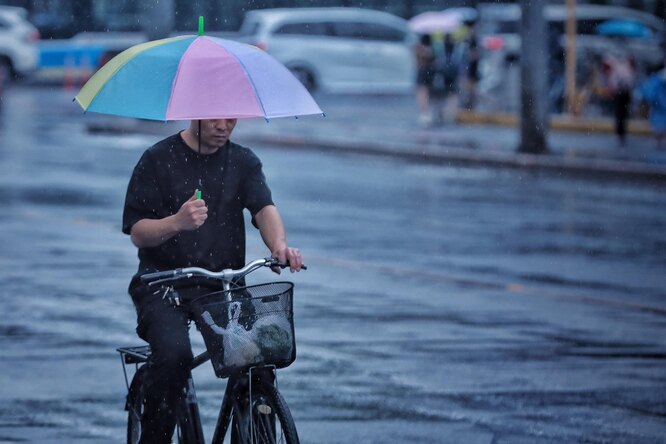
230,380,299,444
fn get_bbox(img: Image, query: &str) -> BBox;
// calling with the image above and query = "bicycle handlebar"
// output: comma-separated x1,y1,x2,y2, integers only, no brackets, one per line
140,257,306,286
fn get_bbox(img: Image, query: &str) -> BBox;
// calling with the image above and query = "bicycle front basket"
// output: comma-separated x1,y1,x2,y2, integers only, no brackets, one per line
191,282,296,378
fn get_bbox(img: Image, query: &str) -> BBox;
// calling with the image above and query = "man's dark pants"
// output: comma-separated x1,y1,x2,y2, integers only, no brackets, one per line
134,292,194,444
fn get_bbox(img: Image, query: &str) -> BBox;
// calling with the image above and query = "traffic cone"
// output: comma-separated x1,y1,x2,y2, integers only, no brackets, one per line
63,53,76,91
79,51,93,86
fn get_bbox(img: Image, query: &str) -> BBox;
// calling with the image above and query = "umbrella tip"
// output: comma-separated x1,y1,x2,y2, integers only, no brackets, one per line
198,16,204,36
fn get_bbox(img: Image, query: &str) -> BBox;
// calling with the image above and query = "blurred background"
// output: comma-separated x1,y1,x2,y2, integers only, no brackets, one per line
1,0,665,119
1,1,665,443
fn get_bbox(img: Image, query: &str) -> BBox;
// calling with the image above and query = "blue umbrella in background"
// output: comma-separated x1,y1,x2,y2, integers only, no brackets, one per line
596,19,651,38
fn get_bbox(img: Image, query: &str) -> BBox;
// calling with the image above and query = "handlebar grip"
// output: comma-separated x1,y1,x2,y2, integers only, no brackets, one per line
272,261,307,270
140,269,182,283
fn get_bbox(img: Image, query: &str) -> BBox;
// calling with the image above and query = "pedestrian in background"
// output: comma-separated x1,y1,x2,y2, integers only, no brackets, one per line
604,51,636,146
414,33,436,126
431,33,462,125
569,50,597,116
641,62,666,149
123,118,304,442
462,25,480,110
547,24,566,113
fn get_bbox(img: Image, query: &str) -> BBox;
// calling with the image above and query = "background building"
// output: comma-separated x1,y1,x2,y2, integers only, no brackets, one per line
0,0,664,40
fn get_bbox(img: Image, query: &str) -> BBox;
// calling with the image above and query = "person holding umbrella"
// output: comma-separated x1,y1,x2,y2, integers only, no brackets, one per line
123,116,303,443
76,22,321,443
602,50,636,146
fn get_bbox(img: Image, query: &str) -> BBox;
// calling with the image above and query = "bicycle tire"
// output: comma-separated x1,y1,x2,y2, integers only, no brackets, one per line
229,380,299,444
126,367,145,444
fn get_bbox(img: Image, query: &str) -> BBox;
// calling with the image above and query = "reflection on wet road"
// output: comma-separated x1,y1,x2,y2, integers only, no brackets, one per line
0,86,665,443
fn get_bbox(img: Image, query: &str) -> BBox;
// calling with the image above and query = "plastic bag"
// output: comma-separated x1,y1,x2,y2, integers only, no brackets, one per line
200,301,262,367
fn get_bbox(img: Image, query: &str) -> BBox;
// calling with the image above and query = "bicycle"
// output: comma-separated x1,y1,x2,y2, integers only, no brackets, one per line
117,257,305,444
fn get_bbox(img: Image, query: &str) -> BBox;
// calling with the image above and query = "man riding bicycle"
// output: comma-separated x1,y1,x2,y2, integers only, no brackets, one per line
122,118,303,444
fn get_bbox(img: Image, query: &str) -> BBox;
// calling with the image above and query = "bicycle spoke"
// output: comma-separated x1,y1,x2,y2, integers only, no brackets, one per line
254,394,291,444
253,406,274,443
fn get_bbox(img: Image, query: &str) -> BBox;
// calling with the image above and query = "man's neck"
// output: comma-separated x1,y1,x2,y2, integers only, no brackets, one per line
180,129,222,155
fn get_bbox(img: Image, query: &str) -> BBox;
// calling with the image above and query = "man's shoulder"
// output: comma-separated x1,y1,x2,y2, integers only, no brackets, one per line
146,133,183,157
229,140,261,163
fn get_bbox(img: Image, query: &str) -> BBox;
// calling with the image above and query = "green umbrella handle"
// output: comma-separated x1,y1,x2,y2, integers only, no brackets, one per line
196,189,202,200
198,16,204,36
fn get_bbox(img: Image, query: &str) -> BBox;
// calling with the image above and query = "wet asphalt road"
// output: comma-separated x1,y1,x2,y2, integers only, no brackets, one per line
0,85,665,443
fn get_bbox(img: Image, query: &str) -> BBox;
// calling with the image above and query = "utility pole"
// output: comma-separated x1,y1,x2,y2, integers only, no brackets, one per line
565,0,577,115
518,0,548,154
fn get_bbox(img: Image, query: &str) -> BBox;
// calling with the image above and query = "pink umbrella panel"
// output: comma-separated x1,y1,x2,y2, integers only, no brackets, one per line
408,11,464,35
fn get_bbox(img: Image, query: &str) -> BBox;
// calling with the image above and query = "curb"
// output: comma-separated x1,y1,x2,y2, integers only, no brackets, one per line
456,110,653,135
237,133,666,182
84,121,666,182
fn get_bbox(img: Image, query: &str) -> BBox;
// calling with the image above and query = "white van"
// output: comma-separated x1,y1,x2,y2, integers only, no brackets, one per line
237,7,416,93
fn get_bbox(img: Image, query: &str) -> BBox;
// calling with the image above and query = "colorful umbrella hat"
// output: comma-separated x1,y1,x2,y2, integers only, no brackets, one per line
75,32,323,121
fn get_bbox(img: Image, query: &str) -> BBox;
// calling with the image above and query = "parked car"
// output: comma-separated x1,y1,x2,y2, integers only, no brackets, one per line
237,7,416,93
0,6,39,83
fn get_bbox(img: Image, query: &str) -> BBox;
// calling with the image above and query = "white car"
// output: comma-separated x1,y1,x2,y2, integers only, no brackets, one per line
0,6,39,82
237,7,416,93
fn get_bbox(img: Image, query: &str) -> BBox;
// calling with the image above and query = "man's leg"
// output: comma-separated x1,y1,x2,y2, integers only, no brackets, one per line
135,296,193,444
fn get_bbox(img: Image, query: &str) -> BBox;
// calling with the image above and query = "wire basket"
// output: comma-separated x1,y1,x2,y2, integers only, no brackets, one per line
191,282,295,378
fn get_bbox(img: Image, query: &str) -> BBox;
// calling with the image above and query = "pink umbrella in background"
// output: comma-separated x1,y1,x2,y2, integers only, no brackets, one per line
408,10,464,35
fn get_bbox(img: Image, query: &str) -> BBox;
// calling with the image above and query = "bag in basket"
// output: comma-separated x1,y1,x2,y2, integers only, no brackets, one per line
199,301,262,368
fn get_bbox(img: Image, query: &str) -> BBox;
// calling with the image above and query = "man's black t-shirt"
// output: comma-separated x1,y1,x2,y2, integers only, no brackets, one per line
122,132,274,298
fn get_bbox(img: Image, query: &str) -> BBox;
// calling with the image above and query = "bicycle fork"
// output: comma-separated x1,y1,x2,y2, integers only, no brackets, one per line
211,369,277,444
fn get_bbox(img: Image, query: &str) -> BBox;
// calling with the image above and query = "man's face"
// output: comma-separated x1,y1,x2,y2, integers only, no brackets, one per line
199,119,237,149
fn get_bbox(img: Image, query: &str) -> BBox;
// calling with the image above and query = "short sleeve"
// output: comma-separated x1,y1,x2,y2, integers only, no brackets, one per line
242,151,274,221
122,150,165,235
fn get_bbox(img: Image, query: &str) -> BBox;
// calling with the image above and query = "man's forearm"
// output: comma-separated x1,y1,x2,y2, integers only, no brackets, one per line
255,205,303,272
130,216,180,248
130,192,207,248
255,205,287,254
